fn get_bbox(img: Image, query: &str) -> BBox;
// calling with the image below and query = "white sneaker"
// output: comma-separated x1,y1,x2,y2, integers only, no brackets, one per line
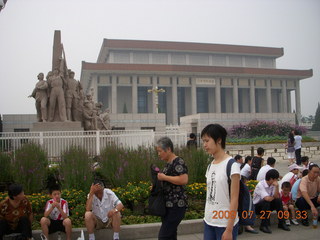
285,219,291,226
291,219,299,225
40,233,47,240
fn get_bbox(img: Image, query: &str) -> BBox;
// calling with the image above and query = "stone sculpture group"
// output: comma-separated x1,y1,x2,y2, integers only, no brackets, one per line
29,58,111,131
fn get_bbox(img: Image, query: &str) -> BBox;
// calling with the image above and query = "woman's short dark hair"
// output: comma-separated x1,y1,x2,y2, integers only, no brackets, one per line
8,183,23,200
157,137,174,152
265,169,279,181
200,124,227,149
257,147,265,155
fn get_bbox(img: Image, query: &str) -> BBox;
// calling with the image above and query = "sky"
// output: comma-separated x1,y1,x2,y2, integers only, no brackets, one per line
0,0,319,117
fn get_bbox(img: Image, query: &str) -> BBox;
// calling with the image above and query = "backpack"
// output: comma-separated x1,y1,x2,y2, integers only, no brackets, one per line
226,158,256,225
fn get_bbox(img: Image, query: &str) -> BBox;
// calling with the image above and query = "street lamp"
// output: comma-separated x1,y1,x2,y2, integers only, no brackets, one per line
148,86,165,114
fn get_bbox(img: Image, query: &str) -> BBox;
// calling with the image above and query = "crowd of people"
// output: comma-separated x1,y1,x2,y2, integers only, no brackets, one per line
0,126,319,240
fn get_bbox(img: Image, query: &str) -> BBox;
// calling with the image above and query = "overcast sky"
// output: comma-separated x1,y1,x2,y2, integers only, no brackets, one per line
0,0,319,117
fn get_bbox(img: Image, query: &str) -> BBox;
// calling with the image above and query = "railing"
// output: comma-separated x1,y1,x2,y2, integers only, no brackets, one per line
0,130,187,160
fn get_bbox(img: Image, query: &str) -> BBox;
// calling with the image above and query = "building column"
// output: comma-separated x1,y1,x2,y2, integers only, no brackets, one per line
295,80,301,123
111,75,117,113
172,77,178,125
215,78,221,113
282,80,288,113
233,78,239,113
132,76,138,114
191,78,197,114
250,78,256,113
266,79,272,113
152,76,157,113
91,75,98,103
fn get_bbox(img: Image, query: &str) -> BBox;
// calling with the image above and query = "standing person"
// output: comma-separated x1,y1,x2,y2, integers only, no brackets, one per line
186,133,197,149
253,169,290,233
40,184,72,240
84,180,124,240
201,124,240,240
250,147,265,180
0,184,33,240
28,72,48,122
156,137,188,240
293,130,302,165
285,132,295,165
234,155,243,167
295,164,320,226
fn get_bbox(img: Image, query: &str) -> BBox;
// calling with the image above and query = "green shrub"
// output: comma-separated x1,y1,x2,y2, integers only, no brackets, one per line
0,152,13,185
11,143,48,194
60,147,93,192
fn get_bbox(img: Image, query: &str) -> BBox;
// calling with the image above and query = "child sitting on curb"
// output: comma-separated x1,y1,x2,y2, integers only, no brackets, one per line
280,181,299,226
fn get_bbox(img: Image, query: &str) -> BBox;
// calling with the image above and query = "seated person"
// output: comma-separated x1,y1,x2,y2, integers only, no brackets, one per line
256,157,276,182
279,163,301,187
295,164,320,226
85,180,124,240
0,184,33,240
301,156,313,171
40,184,72,240
280,182,299,225
253,169,290,233
291,169,309,201
240,156,252,181
234,154,243,166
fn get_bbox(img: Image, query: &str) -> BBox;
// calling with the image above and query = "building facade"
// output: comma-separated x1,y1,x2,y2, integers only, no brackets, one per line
78,39,312,131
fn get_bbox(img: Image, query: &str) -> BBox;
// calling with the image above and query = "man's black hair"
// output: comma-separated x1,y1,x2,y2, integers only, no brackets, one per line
302,169,309,177
49,184,61,194
267,157,276,166
8,183,23,200
257,147,265,156
189,133,196,139
201,124,227,149
234,155,242,161
93,179,105,187
309,163,319,171
301,156,309,163
265,169,279,181
281,181,291,190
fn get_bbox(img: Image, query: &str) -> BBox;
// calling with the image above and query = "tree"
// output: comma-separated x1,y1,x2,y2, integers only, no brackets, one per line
311,102,320,130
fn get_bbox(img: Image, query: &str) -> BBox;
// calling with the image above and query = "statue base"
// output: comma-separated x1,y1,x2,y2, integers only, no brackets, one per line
31,121,83,132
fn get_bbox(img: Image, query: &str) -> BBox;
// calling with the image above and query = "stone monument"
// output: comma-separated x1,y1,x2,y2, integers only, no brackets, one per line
30,30,110,131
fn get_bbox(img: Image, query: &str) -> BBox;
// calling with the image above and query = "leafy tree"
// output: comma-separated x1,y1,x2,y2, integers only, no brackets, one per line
311,102,320,130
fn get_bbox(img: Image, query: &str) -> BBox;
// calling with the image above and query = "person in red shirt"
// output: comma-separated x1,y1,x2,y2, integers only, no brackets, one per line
280,181,299,226
0,184,33,240
40,184,72,240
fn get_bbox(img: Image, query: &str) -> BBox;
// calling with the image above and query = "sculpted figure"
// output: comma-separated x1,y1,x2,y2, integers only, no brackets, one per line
65,70,80,121
82,100,98,130
28,72,48,122
47,68,67,122
96,103,111,130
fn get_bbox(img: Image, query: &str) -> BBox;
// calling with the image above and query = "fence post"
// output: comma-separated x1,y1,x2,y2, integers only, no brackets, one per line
39,132,44,146
251,146,255,157
96,131,100,156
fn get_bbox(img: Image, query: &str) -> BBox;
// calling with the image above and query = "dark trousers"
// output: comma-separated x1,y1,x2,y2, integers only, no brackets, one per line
255,199,285,227
158,206,186,240
296,196,320,215
295,148,302,165
0,216,32,239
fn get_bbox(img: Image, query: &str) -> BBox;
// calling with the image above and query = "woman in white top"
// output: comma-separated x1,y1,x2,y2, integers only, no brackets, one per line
240,156,252,181
201,124,240,240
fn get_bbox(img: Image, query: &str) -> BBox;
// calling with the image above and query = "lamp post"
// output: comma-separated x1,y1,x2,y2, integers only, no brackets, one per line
148,86,165,114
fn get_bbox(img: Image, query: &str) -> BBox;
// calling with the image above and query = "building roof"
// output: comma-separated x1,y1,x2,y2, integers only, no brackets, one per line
82,62,312,79
98,39,284,60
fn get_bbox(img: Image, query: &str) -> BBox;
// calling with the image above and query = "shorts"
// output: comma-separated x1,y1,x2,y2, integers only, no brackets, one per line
95,217,112,230
48,220,65,234
287,152,295,159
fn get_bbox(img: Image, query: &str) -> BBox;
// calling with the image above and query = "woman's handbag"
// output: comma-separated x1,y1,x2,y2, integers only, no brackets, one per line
148,164,166,216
